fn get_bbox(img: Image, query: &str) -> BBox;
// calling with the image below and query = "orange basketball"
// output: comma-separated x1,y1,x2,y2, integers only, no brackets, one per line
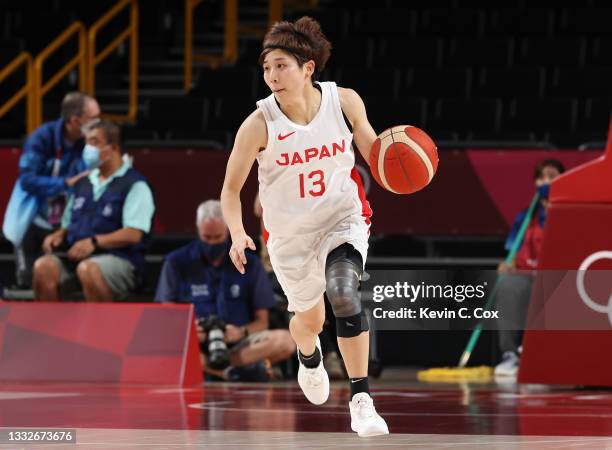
369,125,439,194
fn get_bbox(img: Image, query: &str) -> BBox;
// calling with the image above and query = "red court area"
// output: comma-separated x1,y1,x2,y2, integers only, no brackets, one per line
0,378,611,449
0,305,611,448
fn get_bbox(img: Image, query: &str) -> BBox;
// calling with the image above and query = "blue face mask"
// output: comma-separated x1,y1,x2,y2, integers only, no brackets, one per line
83,144,101,169
537,183,550,199
201,241,228,262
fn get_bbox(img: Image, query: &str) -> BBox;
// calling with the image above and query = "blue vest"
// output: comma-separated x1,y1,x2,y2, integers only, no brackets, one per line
67,168,152,277
167,240,258,325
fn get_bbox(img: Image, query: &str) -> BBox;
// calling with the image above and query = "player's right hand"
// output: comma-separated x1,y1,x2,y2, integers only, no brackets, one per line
42,231,64,253
229,232,256,274
65,170,90,188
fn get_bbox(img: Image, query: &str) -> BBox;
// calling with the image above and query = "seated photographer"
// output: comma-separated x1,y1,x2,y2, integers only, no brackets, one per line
32,120,155,301
154,199,295,380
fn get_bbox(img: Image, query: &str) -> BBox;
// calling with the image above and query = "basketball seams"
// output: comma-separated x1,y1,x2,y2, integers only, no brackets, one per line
389,128,435,183
400,135,434,182
400,127,438,174
377,134,397,193
372,125,437,194
389,129,417,193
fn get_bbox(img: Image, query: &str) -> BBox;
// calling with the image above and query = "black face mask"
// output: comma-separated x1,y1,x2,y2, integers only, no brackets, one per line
200,240,228,262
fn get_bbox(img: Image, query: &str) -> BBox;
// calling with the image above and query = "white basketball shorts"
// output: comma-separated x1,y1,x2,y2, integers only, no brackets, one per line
267,214,369,313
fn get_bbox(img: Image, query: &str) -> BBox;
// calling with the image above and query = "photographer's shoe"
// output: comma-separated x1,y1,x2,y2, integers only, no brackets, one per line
297,337,329,405
349,392,389,437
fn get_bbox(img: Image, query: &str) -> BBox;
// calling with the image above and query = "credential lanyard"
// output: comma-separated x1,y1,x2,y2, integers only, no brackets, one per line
51,147,62,177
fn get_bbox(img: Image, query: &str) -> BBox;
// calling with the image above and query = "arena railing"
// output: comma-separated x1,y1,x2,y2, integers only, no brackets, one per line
183,0,284,92
33,22,87,128
236,0,283,38
0,52,34,134
87,0,139,123
184,0,238,92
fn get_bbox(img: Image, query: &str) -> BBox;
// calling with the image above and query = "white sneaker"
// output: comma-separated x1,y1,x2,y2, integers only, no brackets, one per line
494,351,519,377
297,337,329,405
349,392,389,437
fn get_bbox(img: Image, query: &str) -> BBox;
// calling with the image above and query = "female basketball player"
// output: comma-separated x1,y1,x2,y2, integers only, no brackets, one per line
221,17,388,437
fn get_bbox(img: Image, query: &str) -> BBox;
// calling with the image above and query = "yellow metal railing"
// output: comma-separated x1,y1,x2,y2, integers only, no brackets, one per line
184,0,202,91
268,0,283,27
184,0,285,91
88,0,139,122
33,22,87,127
0,52,34,134
2,0,286,129
239,0,282,36
184,0,238,91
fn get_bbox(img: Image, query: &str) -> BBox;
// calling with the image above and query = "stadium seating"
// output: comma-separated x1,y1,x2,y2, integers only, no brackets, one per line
1,1,609,148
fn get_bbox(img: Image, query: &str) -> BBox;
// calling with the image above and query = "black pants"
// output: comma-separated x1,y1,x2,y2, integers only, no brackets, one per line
14,223,54,288
495,273,533,354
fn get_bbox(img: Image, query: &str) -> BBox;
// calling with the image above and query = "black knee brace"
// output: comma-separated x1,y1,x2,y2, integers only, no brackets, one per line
336,310,370,338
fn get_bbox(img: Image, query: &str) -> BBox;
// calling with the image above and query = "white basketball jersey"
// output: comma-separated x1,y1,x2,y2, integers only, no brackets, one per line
256,81,371,237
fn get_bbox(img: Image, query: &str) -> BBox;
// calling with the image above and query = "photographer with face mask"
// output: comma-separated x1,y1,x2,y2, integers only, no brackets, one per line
154,200,295,381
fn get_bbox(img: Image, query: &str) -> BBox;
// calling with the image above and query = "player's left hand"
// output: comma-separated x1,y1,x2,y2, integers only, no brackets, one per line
229,232,256,274
68,238,95,261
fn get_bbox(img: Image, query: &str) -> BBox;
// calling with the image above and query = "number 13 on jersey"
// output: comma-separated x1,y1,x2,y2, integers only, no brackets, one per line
298,170,326,198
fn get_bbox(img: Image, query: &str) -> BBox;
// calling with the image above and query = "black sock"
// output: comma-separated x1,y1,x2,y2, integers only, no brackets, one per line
349,377,370,399
298,347,322,368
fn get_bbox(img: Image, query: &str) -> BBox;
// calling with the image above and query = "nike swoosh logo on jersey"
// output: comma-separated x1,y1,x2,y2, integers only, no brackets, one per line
278,131,296,140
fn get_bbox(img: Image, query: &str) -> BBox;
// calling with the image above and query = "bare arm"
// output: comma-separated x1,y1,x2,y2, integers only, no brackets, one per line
96,228,143,249
42,228,68,253
338,87,378,165
226,309,269,343
66,228,144,261
246,309,269,334
220,109,268,274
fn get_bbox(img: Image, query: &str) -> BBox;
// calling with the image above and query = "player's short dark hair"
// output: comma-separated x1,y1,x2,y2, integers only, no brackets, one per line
259,16,332,79
88,119,124,153
534,159,565,179
60,91,93,122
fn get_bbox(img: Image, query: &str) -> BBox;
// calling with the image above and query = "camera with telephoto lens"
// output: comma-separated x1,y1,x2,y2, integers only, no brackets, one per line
197,315,230,370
